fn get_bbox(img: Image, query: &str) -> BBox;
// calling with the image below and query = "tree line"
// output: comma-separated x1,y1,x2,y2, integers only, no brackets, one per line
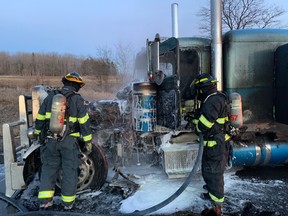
0,52,118,76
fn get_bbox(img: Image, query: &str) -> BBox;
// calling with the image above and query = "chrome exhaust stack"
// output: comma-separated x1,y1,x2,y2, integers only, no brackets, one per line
171,3,179,38
210,0,223,90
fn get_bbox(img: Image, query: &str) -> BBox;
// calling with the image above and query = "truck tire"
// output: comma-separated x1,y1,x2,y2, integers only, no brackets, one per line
23,143,108,192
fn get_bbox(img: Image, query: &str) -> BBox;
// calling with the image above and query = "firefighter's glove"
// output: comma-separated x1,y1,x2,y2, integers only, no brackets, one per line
228,125,239,137
83,142,93,155
33,130,46,145
184,112,198,129
184,112,194,122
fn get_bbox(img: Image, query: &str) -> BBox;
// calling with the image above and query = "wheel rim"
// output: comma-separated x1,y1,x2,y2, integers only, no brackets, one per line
77,153,96,191
56,153,96,191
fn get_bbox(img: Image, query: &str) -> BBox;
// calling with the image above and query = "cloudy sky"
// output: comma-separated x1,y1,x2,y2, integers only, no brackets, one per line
1,0,287,57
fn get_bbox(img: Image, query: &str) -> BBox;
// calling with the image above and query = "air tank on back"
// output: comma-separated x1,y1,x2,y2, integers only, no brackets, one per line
223,29,288,124
50,94,66,135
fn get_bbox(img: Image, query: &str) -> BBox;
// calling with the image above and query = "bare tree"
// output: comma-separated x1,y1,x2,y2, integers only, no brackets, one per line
114,42,135,75
95,46,114,65
96,42,135,75
198,0,286,35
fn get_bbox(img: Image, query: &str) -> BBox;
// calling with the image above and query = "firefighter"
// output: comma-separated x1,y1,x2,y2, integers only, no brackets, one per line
34,72,92,210
190,73,231,216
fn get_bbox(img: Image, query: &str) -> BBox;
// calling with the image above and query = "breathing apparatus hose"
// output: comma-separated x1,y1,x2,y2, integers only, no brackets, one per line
126,133,204,216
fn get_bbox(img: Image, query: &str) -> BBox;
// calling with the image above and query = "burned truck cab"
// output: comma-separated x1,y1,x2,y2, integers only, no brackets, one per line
144,35,211,131
129,35,213,178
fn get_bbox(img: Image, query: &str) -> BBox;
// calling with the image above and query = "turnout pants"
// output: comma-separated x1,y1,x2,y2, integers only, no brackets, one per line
201,139,230,203
38,135,81,206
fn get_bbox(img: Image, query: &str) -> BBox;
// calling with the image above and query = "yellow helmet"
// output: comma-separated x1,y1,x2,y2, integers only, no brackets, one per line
62,72,85,87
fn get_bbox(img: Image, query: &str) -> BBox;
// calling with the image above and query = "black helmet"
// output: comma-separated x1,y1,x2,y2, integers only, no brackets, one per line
192,73,217,89
190,73,217,99
62,72,85,88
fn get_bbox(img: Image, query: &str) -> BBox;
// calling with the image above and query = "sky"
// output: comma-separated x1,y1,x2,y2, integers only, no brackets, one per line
1,0,288,57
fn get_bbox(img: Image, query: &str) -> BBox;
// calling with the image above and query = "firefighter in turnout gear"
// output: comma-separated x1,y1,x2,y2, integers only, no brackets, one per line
34,72,92,210
190,73,231,216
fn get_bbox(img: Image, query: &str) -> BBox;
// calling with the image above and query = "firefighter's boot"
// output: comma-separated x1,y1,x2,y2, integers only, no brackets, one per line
39,198,53,210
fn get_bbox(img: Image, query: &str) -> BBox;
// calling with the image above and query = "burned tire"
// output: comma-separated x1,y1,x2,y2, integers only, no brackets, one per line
56,143,108,192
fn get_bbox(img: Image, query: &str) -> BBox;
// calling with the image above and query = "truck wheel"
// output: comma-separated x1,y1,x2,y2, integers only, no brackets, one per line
56,143,108,191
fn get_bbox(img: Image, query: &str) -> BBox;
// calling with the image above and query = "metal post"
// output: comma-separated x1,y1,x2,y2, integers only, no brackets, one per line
210,0,223,91
19,95,29,149
171,3,179,38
